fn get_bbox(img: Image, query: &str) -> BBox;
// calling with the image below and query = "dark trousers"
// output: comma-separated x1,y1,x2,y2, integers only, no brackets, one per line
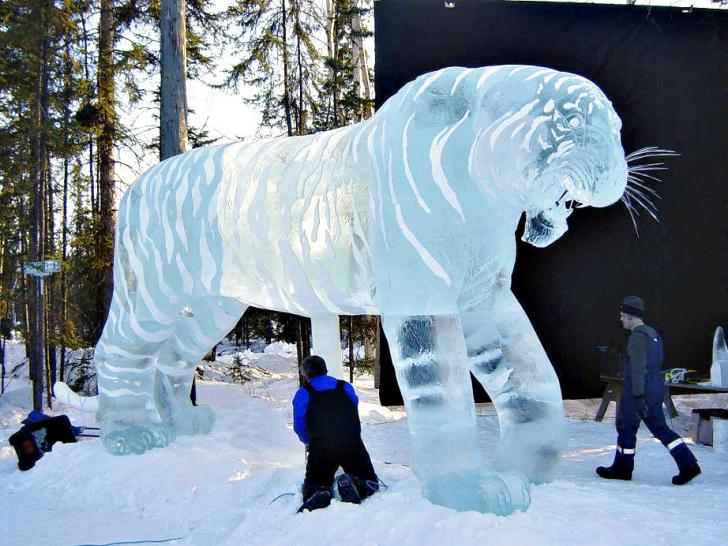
616,390,680,451
302,440,378,500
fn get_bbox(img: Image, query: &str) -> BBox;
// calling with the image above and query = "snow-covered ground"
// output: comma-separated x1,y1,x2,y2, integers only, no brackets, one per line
1,339,727,546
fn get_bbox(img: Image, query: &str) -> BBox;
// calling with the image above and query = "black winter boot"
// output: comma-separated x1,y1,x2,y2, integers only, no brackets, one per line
596,449,634,481
297,488,332,513
669,442,701,485
336,474,361,504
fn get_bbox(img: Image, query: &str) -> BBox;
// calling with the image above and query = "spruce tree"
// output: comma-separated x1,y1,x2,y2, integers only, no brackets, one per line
318,0,373,129
224,0,322,136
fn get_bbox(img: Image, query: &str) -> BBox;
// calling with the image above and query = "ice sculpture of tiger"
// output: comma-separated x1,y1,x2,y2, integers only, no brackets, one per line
56,65,631,515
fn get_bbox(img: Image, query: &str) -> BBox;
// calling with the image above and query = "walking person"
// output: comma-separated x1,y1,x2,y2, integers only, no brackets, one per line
597,295,701,484
293,355,380,512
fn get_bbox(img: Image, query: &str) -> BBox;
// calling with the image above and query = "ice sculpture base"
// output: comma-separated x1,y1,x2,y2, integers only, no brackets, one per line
102,422,176,456
422,470,531,515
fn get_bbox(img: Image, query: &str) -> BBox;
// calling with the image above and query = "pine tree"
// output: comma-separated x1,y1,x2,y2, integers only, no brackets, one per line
341,314,376,380
226,352,253,384
0,0,92,407
318,0,373,129
224,0,322,136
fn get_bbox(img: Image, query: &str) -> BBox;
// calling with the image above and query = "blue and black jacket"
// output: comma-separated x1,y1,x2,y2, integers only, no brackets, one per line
292,375,359,445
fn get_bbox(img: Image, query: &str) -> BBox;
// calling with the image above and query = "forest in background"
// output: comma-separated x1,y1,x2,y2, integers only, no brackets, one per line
0,0,377,409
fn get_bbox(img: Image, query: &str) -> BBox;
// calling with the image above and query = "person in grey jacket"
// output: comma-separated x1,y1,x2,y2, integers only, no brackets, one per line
596,295,701,484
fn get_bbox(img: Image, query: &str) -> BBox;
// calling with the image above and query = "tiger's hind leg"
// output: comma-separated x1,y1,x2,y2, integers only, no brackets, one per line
156,296,247,436
463,291,567,484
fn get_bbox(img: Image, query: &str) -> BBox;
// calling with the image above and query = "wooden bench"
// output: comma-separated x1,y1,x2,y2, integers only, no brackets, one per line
690,408,728,446
595,374,728,422
594,374,679,422
595,374,678,422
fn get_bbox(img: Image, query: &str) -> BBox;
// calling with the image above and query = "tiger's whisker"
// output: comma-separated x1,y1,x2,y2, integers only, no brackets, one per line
628,163,669,172
621,195,641,236
628,170,664,184
624,188,659,221
627,178,662,199
625,186,659,212
626,147,679,162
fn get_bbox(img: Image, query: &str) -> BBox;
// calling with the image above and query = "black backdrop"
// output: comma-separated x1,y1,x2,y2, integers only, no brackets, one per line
374,0,728,404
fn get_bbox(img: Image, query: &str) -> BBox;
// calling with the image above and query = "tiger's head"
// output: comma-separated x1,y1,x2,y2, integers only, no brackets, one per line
470,67,629,247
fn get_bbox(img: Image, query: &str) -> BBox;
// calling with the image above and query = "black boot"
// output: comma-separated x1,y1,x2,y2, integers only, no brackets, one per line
297,488,332,513
669,442,701,485
336,474,361,504
596,449,634,481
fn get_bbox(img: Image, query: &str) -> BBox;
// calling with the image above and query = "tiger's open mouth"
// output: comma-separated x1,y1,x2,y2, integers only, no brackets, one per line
522,187,581,248
522,208,568,248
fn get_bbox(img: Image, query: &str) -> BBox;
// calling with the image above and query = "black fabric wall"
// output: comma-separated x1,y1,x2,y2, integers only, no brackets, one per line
375,0,728,404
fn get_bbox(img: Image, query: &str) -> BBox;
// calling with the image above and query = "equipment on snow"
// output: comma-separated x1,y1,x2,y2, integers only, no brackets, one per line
8,411,99,471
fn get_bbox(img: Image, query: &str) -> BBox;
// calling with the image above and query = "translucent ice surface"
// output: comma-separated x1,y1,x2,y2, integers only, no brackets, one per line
56,66,629,514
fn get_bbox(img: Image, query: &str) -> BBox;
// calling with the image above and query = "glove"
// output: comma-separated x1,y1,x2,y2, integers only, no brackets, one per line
634,396,648,419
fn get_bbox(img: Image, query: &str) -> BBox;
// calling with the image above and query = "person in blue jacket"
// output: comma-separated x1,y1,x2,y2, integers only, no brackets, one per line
597,295,701,484
293,355,379,512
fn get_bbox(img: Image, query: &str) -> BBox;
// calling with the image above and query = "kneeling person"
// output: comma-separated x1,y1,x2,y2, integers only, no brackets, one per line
293,355,379,512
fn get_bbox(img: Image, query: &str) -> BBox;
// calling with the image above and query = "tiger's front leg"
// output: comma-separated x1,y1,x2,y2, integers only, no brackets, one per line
463,291,567,484
156,297,247,436
381,313,530,515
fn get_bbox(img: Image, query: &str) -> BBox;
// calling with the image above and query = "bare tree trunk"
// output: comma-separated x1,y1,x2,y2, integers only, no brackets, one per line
323,0,338,125
29,3,51,411
1,336,5,395
59,41,71,385
331,0,340,126
296,27,304,133
0,234,7,392
46,159,55,408
0,236,5,393
296,317,312,386
80,10,95,216
349,316,354,383
19,218,30,361
351,0,372,120
281,0,293,136
364,315,373,360
325,0,335,60
160,0,188,160
96,0,116,343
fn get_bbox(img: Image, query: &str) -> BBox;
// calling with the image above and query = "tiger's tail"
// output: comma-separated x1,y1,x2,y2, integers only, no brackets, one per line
53,381,99,413
713,326,728,363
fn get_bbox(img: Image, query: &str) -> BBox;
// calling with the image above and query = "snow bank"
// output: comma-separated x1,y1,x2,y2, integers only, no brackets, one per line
1,340,726,545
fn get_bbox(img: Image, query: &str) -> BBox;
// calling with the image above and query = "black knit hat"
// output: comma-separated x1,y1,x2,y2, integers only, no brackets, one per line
620,295,645,319
300,355,327,379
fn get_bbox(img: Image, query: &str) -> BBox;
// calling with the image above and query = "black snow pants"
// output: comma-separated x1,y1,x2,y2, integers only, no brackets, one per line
303,440,379,499
301,381,378,499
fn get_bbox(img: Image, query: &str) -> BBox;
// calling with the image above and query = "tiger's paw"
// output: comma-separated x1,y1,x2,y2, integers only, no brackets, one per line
102,422,175,455
422,469,530,516
172,404,215,436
